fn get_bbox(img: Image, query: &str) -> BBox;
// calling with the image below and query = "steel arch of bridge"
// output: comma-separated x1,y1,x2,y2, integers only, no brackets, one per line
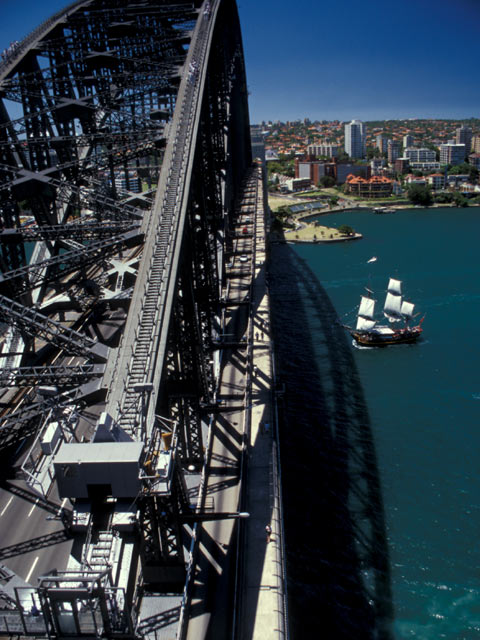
0,0,251,636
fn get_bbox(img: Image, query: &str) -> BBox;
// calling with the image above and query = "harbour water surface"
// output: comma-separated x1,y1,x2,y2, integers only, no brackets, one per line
270,207,480,639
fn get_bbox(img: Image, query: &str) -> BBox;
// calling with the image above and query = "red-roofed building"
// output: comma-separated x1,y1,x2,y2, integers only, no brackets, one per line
405,175,427,186
344,174,393,198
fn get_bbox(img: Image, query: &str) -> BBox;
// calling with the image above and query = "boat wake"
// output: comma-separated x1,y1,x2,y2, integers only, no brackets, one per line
352,340,375,350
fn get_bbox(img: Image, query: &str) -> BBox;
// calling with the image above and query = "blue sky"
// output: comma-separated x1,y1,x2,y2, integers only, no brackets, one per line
1,0,478,124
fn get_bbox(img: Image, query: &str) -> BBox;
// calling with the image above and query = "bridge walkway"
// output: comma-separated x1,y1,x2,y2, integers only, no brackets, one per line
239,169,288,639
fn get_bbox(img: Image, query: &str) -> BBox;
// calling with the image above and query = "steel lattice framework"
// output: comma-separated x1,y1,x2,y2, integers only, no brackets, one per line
0,0,251,637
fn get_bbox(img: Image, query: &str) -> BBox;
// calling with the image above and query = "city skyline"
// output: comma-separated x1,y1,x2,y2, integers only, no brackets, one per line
1,0,479,124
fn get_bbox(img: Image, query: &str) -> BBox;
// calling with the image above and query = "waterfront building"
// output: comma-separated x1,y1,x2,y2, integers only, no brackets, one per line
306,143,339,158
404,147,437,162
375,133,388,154
403,134,414,148
344,174,393,198
427,173,445,190
387,139,400,164
344,120,366,159
440,142,466,166
455,125,472,156
405,175,427,186
447,174,469,187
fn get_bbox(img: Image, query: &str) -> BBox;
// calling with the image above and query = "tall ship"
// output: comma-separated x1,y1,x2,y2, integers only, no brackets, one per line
347,277,424,346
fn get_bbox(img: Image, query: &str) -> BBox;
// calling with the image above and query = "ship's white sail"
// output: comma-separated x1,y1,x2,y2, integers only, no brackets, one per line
356,316,377,331
356,296,376,330
401,300,415,318
384,278,403,321
358,296,375,319
388,278,402,295
349,277,423,345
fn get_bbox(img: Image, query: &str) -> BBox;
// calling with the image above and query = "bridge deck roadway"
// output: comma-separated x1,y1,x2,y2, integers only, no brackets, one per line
186,166,286,639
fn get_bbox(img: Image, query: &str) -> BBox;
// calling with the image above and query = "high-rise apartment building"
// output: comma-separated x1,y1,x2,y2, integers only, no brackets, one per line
344,120,366,159
455,126,472,156
404,147,437,162
387,139,400,163
403,134,414,148
471,135,480,154
375,134,388,154
440,143,466,166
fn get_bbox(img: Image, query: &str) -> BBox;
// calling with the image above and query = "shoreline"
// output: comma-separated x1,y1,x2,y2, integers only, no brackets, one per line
298,201,480,222
269,195,480,245
284,233,362,245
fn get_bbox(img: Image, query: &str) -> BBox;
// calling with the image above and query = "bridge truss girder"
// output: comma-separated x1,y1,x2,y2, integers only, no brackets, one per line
0,0,252,631
0,364,105,388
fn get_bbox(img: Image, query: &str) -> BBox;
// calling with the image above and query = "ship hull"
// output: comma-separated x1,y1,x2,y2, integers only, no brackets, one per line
351,326,422,347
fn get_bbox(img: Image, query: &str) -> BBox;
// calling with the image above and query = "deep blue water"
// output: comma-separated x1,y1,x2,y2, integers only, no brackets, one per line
270,207,480,639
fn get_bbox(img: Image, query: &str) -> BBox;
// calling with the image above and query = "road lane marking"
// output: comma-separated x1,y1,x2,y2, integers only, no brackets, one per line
0,496,13,517
25,556,39,583
27,499,39,517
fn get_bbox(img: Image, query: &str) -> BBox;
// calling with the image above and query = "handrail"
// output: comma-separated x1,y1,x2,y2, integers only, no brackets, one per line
0,0,87,78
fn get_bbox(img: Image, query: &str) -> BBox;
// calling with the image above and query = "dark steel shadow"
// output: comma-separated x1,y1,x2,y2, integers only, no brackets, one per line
269,242,393,640
0,530,73,560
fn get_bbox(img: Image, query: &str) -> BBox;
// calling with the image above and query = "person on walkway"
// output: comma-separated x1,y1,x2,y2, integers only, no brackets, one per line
265,524,272,543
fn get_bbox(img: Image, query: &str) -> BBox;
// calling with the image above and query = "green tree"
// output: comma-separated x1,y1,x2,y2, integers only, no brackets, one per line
407,184,433,206
275,205,291,218
434,192,454,204
453,192,469,207
366,147,381,160
338,224,354,236
469,166,479,183
329,195,339,208
336,151,350,163
319,175,336,188
449,163,471,175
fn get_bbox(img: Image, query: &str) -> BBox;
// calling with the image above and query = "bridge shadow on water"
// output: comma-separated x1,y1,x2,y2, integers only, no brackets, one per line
269,243,393,640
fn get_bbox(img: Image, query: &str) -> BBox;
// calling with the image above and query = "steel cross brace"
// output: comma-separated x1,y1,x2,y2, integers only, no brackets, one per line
0,364,105,388
0,229,144,295
0,294,108,362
